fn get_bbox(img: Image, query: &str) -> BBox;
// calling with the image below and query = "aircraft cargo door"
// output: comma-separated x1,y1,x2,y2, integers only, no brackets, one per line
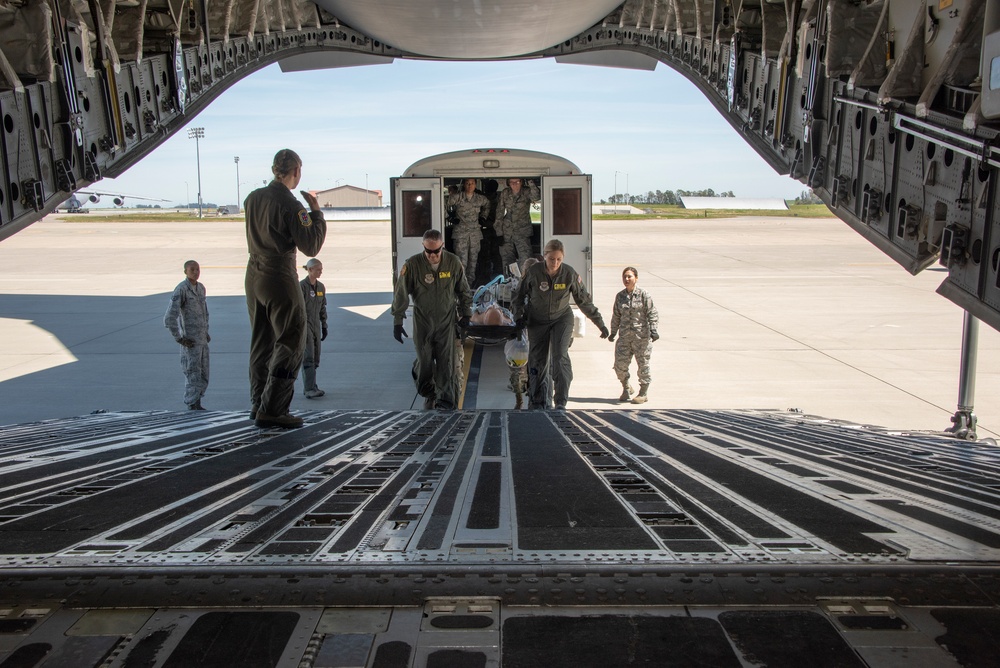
541,175,593,293
391,177,443,280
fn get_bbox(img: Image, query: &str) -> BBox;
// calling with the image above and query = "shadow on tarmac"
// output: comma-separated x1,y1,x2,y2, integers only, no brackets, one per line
0,290,415,425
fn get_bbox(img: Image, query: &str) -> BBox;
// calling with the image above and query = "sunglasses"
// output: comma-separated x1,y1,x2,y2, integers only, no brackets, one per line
423,246,443,255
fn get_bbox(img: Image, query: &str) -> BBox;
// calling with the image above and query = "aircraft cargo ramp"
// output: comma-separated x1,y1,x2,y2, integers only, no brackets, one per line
2,408,1000,667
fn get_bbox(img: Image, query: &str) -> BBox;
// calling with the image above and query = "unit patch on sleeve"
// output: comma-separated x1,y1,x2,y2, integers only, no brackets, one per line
298,209,312,227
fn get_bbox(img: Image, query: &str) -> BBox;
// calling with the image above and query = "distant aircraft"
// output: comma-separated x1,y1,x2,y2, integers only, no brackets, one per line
58,195,89,214
57,191,170,213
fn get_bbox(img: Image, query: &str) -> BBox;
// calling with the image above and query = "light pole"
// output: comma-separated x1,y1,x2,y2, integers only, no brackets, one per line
188,127,205,218
185,181,189,209
615,172,628,211
614,172,628,212
234,156,240,211
365,173,370,208
615,171,629,212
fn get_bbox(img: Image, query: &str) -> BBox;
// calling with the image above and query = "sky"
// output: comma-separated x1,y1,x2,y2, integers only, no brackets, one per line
97,57,809,207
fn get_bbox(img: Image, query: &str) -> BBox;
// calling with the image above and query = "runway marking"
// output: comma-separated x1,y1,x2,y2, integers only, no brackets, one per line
339,304,390,320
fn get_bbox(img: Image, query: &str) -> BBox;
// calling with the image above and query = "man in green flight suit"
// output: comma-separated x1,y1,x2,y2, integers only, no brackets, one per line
391,229,472,409
244,149,326,428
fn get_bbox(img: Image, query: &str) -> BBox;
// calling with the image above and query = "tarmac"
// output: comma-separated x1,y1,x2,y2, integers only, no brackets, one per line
1,213,998,438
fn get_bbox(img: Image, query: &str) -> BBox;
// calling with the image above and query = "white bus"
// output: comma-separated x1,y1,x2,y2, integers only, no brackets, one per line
390,148,594,293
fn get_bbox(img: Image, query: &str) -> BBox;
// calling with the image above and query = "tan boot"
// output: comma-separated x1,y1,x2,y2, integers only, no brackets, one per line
631,384,649,404
515,392,524,409
618,384,633,402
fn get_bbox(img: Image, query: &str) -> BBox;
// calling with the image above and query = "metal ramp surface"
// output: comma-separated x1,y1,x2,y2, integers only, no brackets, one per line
2,409,1000,667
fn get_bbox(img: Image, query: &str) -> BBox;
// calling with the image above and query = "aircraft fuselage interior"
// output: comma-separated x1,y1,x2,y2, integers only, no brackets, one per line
4,3,1000,666
1,1,997,330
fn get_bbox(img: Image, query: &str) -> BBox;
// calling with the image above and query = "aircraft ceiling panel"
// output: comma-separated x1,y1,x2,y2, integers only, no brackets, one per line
554,49,659,71
278,51,396,73
313,0,624,58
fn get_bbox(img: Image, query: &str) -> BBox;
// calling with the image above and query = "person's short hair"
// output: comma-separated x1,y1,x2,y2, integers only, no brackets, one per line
506,177,522,187
623,266,638,279
304,258,322,270
543,239,564,254
423,229,443,243
271,149,302,178
184,260,198,271
521,257,539,272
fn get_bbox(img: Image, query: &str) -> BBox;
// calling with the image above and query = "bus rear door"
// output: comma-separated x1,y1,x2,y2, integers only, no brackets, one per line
541,174,593,294
391,177,444,280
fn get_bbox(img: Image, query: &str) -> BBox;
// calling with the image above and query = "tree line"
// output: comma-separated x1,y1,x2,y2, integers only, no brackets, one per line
601,188,823,205
603,188,736,205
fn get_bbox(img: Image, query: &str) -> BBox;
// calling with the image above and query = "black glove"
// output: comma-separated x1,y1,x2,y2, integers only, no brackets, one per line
650,330,659,342
178,337,195,348
599,325,610,339
608,332,616,342
393,324,408,344
497,235,505,246
458,315,471,328
321,325,328,341
515,317,526,331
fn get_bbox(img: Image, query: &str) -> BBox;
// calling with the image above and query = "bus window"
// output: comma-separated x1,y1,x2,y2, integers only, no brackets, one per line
403,191,432,237
551,188,583,235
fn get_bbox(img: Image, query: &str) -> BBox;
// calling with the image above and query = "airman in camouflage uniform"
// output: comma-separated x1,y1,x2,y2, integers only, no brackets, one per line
299,258,328,399
507,257,538,408
608,266,659,404
447,178,491,284
494,178,539,271
164,260,210,410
